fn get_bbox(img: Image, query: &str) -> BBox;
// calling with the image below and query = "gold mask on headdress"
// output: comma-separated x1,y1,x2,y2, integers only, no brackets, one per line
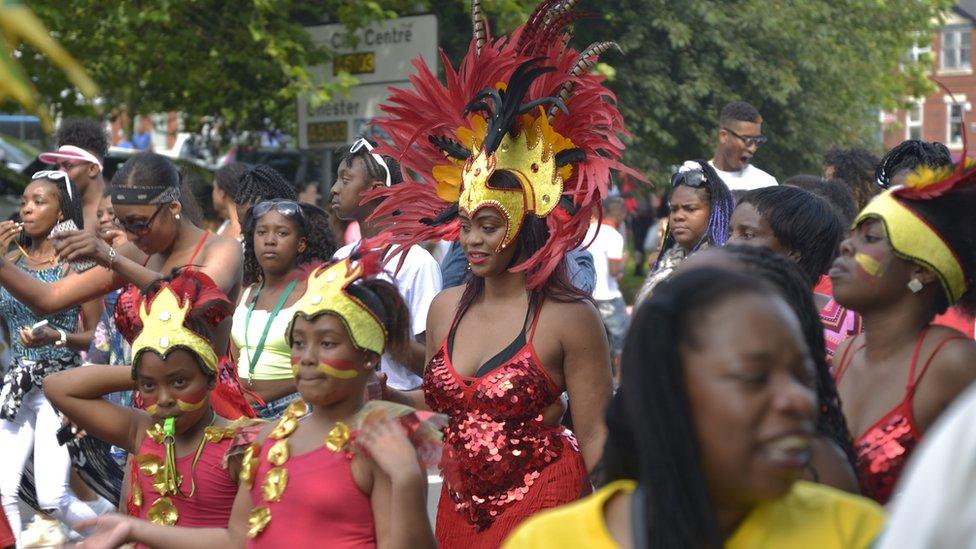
434,107,576,250
131,287,218,373
288,259,387,355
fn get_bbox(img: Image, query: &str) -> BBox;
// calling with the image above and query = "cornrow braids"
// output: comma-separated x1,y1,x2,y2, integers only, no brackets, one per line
235,164,297,207
716,245,857,469
876,140,952,189
336,140,404,186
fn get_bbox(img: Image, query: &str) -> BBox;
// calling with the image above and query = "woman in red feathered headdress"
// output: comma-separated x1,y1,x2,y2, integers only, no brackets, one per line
44,270,256,533
369,1,643,546
831,139,976,505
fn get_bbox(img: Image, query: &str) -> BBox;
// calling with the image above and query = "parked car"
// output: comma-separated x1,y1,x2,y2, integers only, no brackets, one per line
0,135,40,173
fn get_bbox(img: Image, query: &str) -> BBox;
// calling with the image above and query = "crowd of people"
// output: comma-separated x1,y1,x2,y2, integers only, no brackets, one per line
0,1,974,548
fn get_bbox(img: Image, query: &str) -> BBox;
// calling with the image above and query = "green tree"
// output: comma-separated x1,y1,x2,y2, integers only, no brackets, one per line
574,0,953,182
13,1,419,133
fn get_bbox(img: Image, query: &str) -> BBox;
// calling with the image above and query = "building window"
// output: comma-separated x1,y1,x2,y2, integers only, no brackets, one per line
941,27,972,71
948,103,965,146
906,102,923,140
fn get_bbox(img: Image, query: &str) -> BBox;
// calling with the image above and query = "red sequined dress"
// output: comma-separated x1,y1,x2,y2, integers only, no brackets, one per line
423,299,588,548
835,326,965,504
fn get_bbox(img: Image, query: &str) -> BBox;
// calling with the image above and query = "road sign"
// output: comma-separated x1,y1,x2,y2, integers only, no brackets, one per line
299,14,438,149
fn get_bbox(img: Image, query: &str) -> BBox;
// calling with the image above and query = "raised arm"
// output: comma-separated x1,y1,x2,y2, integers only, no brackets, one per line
561,301,613,471
42,365,150,454
0,254,119,315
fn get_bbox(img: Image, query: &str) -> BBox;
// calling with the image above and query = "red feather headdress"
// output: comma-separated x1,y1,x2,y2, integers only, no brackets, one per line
366,0,644,289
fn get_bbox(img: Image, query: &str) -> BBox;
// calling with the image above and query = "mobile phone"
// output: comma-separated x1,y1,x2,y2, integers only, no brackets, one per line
30,320,49,337
48,220,97,273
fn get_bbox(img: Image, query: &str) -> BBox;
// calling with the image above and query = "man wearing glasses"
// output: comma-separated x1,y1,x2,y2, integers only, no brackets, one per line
708,101,778,191
37,118,109,232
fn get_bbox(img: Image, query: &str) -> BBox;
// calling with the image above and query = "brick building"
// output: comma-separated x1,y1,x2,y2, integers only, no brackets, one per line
882,1,976,158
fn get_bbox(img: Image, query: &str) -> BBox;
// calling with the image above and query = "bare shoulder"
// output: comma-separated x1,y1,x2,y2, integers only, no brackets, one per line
927,327,976,387
539,298,604,342
427,286,464,341
205,232,244,258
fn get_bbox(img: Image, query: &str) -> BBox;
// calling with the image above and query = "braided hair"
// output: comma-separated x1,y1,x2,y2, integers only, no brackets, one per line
653,160,735,271
614,268,783,547
713,245,856,469
235,164,298,207
335,139,403,186
242,203,338,285
876,140,952,189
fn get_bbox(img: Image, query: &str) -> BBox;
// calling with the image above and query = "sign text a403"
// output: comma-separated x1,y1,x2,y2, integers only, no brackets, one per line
333,52,376,76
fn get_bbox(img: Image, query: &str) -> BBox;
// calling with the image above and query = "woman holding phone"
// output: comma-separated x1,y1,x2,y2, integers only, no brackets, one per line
0,171,102,545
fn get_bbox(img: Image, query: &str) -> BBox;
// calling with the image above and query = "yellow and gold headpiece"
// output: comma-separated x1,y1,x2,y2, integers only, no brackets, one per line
287,258,387,355
131,286,218,373
856,190,967,303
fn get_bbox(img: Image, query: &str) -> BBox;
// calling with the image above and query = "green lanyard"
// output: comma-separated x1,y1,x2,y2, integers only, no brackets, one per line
244,279,298,381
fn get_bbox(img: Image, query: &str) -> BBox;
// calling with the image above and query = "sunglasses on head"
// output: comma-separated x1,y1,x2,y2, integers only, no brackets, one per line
252,200,303,219
350,138,392,186
114,204,166,235
670,169,707,189
32,170,75,201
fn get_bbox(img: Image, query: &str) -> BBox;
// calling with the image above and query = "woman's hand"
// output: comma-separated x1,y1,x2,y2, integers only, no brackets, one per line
73,513,133,549
356,417,423,484
0,220,22,250
100,227,128,249
19,325,60,348
52,230,114,268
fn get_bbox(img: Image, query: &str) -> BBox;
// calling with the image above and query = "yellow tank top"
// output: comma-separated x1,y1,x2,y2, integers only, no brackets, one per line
231,285,300,382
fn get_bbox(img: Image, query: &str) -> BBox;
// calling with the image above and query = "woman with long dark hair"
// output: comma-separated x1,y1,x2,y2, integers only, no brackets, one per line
364,2,633,545
506,269,884,548
232,200,336,418
0,172,102,545
634,160,735,304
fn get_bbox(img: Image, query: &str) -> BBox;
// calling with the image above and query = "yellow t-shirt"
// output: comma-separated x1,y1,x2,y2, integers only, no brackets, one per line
503,480,885,549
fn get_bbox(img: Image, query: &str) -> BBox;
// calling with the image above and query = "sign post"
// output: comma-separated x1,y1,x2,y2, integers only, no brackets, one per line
299,14,438,150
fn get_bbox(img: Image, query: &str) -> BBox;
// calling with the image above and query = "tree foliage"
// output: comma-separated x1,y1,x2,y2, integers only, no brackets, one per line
574,0,954,182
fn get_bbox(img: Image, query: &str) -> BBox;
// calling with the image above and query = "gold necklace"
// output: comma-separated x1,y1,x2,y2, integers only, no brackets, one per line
16,243,57,266
133,412,237,526
242,399,350,538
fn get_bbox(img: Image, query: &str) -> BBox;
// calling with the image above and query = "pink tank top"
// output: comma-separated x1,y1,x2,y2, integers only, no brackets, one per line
247,440,376,548
131,433,237,528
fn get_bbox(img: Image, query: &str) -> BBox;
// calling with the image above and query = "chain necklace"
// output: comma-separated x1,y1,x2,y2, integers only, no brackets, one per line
16,242,58,266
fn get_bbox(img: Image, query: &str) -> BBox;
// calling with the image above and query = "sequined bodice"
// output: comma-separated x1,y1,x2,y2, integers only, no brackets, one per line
852,407,919,504
423,342,564,529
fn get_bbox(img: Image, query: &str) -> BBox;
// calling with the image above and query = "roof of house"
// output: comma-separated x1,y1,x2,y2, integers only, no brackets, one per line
955,0,976,23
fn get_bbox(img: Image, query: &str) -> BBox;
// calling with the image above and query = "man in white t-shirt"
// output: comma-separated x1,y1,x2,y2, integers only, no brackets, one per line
331,138,442,390
708,101,778,191
584,197,629,361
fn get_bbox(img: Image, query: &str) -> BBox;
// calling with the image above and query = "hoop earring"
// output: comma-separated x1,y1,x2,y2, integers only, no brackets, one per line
908,278,923,293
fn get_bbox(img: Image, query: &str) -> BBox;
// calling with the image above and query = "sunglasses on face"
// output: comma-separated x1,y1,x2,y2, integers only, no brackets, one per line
252,200,303,219
32,170,75,201
723,127,768,147
350,138,392,186
115,204,166,235
670,169,707,188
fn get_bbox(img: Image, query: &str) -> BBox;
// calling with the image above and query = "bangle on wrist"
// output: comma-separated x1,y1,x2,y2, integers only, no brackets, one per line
54,329,67,348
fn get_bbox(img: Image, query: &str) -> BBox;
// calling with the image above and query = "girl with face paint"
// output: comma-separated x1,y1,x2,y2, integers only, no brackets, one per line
44,272,251,533
73,251,440,549
829,153,976,504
